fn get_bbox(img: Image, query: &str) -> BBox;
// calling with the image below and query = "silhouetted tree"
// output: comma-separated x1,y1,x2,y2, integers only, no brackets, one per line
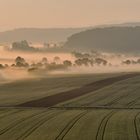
75,59,83,66
72,51,91,59
63,60,72,67
15,56,29,67
81,58,90,66
95,58,108,66
122,60,131,65
15,56,25,64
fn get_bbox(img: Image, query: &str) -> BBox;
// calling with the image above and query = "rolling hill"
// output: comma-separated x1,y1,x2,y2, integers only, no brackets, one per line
0,73,140,139
0,28,88,44
65,26,140,54
1,22,140,45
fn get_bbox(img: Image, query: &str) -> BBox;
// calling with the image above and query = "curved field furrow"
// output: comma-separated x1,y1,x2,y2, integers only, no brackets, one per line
24,110,84,140
0,73,140,140
104,94,130,107
15,110,65,140
103,110,138,140
82,89,120,106
0,109,48,136
0,110,23,120
134,112,140,140
0,110,62,140
105,87,140,107
112,87,140,108
82,86,127,107
59,110,110,140
102,112,116,140
96,111,116,140
60,81,136,108
55,111,88,140
85,85,137,107
0,109,12,115
0,73,122,107
127,97,140,108
59,75,140,108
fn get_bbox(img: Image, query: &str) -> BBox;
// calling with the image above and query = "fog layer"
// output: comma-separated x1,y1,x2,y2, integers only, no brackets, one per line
0,48,140,83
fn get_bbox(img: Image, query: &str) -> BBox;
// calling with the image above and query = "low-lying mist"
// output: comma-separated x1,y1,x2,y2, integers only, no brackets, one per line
0,68,33,84
0,48,140,84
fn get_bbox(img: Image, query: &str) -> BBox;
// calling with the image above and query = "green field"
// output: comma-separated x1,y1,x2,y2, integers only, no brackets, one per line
0,73,122,106
0,73,140,140
58,75,140,108
0,108,139,140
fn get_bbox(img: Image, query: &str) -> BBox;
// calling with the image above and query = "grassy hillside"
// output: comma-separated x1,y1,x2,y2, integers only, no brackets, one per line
0,73,120,106
58,75,140,108
65,26,140,54
0,73,140,140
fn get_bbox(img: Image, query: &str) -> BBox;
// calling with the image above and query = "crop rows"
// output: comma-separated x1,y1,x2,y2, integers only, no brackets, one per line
0,74,140,140
58,75,140,109
0,109,139,140
0,73,119,106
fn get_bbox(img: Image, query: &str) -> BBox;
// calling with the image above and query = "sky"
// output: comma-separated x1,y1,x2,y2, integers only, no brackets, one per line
0,0,140,31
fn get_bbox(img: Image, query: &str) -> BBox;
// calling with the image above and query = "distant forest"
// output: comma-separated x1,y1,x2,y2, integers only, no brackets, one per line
65,26,140,54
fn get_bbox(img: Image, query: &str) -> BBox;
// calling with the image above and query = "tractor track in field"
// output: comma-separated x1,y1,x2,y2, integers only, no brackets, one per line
55,111,88,140
134,112,140,140
51,106,140,110
0,110,49,136
17,73,140,108
104,93,130,106
104,88,140,107
83,86,127,107
127,94,140,108
16,110,65,140
0,109,12,114
96,111,116,140
0,110,23,121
